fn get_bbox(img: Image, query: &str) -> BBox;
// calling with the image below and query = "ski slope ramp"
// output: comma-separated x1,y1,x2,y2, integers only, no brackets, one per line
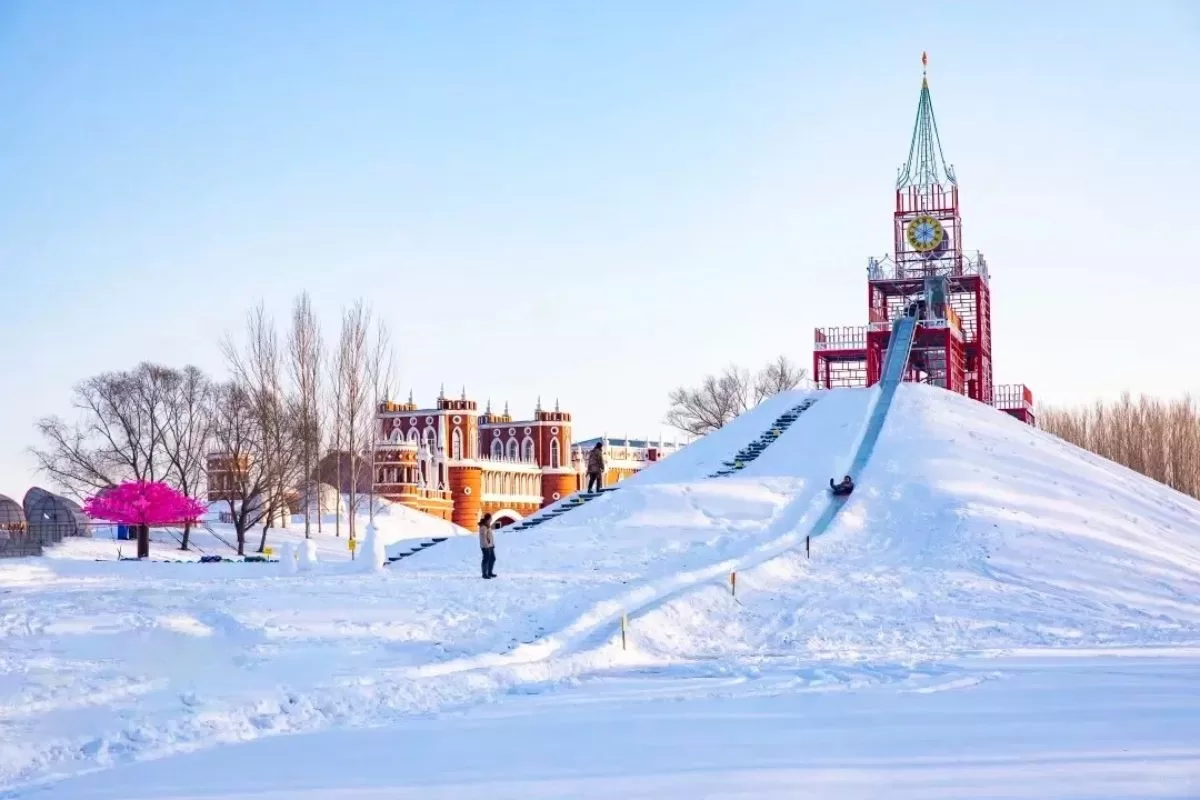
633,382,1200,662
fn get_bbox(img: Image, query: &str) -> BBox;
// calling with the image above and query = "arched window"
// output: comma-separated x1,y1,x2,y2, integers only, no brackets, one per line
424,427,437,452
451,428,462,460
506,438,519,460
407,428,419,444
550,438,561,469
390,429,403,443
491,438,503,459
522,437,535,463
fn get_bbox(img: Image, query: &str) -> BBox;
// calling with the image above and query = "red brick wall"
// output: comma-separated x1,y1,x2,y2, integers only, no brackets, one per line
540,472,577,507
536,419,572,469
448,465,483,529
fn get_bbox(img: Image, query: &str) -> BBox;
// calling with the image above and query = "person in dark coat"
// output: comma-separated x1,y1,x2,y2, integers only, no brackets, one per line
586,442,605,494
478,512,496,579
830,475,854,496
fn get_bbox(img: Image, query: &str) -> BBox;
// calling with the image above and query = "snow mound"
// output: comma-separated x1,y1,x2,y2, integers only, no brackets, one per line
630,383,1200,662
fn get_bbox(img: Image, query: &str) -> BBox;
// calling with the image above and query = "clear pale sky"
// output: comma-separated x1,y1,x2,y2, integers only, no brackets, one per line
2,1,1199,499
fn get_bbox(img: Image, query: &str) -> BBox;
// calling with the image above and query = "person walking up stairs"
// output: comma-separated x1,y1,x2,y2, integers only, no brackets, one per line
586,442,605,494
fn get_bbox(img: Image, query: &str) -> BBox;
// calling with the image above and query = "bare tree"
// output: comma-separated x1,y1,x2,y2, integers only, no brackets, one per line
1041,393,1200,501
366,318,394,524
288,291,324,538
221,304,304,554
329,359,344,539
665,356,809,437
332,301,373,541
31,363,179,499
754,355,809,404
160,366,213,550
209,383,273,555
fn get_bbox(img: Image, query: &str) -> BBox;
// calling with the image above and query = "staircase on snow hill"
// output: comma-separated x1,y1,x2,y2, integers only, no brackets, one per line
386,535,450,564
706,396,820,478
509,486,619,532
385,488,620,564
389,399,820,561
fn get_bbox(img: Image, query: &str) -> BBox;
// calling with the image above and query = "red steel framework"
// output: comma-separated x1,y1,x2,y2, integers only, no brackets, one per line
813,56,1034,425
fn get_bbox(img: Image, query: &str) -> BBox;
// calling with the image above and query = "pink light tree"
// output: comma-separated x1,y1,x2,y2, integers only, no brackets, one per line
84,481,208,559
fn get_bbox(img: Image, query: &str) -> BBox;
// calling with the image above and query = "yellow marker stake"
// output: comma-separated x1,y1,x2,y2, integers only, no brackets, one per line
730,570,737,596
621,612,628,650
263,547,274,557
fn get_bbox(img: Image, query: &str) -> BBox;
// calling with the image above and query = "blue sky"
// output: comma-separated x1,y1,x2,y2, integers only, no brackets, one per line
2,1,1199,498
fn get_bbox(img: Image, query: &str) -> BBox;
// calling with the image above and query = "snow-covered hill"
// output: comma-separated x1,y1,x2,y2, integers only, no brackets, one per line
3,384,1200,797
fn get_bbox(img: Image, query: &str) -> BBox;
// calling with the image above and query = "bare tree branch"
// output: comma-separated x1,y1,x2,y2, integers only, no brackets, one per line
665,356,809,437
30,363,194,501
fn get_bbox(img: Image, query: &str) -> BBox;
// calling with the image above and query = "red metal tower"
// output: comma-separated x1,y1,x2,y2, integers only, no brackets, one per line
813,55,1034,424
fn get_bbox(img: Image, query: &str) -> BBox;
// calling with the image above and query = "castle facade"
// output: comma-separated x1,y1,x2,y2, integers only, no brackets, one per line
374,389,681,528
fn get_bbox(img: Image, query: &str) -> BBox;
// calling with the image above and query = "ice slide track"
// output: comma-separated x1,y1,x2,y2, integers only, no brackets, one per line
387,396,824,566
408,318,917,676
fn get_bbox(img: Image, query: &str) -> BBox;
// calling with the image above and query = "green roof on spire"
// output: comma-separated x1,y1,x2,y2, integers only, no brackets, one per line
897,55,956,190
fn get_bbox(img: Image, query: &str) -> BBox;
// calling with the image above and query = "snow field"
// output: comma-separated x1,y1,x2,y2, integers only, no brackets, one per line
42,499,472,565
4,383,1200,796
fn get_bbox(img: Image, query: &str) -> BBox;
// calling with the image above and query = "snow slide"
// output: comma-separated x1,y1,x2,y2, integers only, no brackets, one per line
630,383,1200,663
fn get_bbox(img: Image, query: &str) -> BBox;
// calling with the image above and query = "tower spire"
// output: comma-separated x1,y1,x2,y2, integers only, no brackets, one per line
897,52,956,189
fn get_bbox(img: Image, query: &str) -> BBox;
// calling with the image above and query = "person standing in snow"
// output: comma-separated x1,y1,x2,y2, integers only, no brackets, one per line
478,512,496,579
586,442,605,494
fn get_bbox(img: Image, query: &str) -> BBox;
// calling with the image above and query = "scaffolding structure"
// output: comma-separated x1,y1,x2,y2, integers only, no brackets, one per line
813,54,1034,425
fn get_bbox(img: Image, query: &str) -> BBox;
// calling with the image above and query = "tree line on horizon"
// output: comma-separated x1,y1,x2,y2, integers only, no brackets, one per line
1039,393,1200,501
31,292,394,555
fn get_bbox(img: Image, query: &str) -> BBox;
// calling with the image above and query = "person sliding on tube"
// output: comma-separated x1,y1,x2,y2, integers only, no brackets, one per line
830,475,854,496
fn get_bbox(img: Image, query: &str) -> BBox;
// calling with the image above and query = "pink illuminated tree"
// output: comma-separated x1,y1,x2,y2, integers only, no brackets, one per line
84,481,207,559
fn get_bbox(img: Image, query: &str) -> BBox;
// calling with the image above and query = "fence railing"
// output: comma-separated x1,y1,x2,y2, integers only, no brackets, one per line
994,384,1035,410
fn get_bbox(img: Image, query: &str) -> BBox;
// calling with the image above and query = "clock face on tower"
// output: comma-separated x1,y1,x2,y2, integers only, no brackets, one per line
906,215,945,253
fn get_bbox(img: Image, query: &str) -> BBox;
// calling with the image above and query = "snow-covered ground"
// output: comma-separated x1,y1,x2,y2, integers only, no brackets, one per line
3,384,1200,798
42,497,471,564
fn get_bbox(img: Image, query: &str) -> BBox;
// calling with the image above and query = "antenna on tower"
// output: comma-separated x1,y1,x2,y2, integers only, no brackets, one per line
897,50,956,189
